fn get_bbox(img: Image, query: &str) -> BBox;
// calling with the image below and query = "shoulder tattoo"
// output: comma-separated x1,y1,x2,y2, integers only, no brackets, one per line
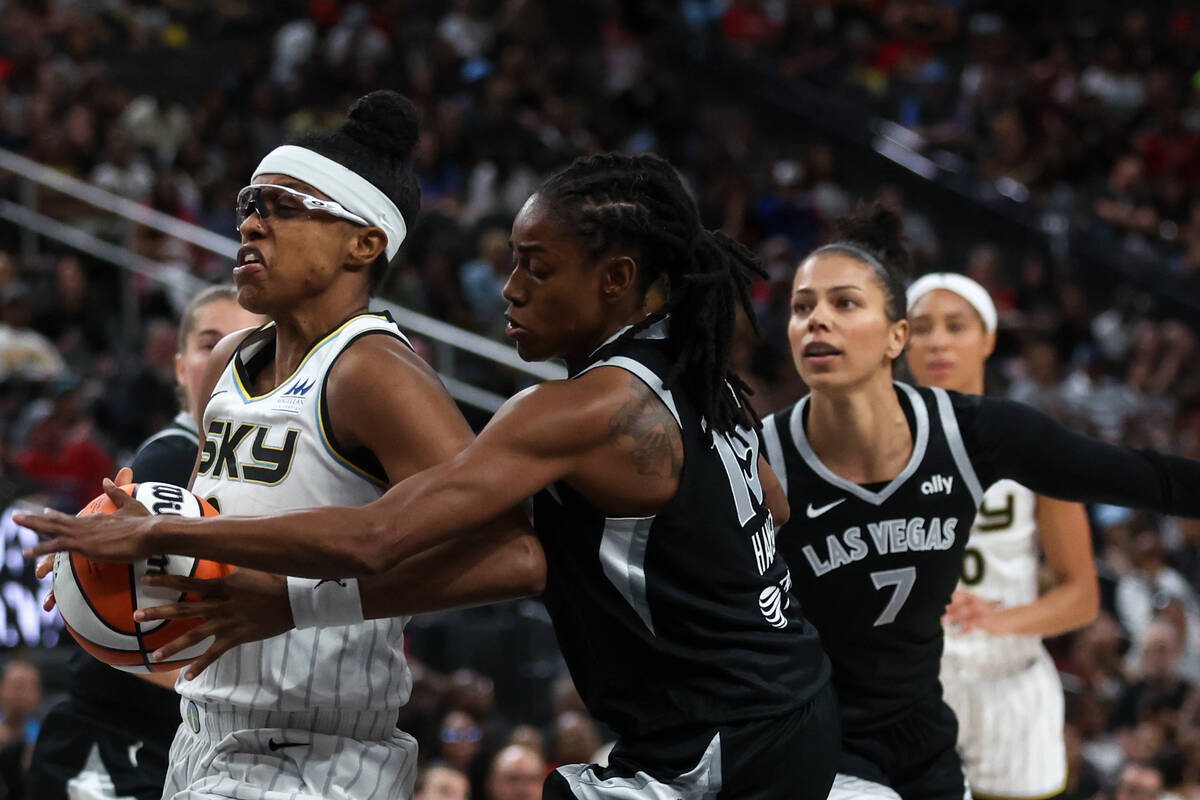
607,374,683,478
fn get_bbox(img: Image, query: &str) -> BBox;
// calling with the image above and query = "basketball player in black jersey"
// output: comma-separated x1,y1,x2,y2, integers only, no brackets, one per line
756,204,1200,800
24,152,839,800
27,285,261,800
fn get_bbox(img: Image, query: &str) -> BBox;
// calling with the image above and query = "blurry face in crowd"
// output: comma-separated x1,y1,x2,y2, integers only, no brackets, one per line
503,194,626,371
0,662,40,719
486,745,545,800
907,289,995,395
1115,764,1163,800
416,766,470,800
234,173,380,315
787,252,907,394
439,710,482,770
175,298,264,416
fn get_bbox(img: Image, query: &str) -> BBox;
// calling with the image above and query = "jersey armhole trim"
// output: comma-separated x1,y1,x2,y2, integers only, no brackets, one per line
932,387,984,506
760,414,788,496
578,356,681,429
316,328,412,487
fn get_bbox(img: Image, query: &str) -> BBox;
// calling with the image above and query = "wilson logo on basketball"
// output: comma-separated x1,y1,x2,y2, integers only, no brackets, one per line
198,419,299,484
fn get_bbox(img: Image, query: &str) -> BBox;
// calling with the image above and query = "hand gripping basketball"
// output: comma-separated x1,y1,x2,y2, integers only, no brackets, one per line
133,569,293,680
18,477,159,563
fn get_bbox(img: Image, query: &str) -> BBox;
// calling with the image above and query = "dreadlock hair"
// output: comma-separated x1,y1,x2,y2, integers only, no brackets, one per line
814,201,912,323
287,90,422,294
537,152,767,438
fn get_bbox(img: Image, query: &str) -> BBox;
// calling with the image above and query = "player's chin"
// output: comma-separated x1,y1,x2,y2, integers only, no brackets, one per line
513,336,551,363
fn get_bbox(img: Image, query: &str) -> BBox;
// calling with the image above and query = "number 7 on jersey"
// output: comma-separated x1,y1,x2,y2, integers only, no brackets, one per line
870,567,916,627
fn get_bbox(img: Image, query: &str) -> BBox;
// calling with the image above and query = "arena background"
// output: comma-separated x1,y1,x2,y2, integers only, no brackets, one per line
0,1,1199,797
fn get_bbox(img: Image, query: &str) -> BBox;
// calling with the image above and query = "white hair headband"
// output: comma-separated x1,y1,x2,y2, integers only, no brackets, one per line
253,145,407,261
906,272,997,333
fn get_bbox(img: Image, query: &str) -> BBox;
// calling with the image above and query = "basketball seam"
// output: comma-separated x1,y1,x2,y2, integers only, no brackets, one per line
68,554,140,637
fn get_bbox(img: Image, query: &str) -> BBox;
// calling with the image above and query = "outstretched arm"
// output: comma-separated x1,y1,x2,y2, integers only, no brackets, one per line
967,395,1200,516
23,376,608,577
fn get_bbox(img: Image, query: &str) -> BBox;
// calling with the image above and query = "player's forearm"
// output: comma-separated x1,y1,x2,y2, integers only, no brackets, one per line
991,577,1100,637
360,512,545,619
149,506,383,577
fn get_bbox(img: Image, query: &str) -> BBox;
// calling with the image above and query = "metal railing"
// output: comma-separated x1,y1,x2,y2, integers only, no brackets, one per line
0,147,566,412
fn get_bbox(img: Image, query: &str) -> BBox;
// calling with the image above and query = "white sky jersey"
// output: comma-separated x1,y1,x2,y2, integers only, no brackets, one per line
942,479,1043,671
187,312,413,712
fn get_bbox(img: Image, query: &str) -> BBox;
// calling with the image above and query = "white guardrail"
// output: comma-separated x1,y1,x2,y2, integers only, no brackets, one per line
0,147,566,411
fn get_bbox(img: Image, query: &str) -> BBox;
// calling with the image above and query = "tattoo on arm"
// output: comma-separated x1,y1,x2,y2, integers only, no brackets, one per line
608,376,683,478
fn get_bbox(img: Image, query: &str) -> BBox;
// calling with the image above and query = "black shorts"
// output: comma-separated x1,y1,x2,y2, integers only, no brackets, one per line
27,697,175,800
839,697,966,800
544,681,838,800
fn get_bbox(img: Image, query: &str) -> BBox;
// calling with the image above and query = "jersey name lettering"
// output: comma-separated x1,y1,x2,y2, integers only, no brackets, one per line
801,516,958,577
198,419,300,485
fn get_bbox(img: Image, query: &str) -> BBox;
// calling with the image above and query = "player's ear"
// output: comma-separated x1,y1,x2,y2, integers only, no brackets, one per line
599,254,637,303
886,318,909,361
346,228,388,271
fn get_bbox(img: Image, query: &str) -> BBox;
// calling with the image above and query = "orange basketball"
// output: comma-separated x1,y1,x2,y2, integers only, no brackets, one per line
52,482,232,673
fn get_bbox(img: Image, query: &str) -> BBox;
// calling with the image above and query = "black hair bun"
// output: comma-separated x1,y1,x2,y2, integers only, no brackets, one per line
341,90,420,163
832,201,911,278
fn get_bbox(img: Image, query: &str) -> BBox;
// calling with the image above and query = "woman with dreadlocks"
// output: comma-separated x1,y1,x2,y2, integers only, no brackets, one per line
24,152,838,800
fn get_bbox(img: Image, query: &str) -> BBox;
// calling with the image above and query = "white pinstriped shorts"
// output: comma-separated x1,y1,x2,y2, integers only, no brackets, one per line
941,647,1066,799
163,700,416,800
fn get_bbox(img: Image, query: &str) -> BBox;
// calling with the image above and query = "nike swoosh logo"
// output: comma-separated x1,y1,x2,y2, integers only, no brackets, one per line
806,498,846,518
209,390,229,399
267,738,306,751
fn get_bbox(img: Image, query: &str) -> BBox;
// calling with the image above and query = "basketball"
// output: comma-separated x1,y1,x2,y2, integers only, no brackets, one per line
52,482,232,674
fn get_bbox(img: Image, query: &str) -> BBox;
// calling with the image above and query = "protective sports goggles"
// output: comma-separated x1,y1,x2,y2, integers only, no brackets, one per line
235,184,371,228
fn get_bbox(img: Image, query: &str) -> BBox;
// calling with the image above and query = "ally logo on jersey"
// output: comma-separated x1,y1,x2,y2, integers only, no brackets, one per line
198,418,300,485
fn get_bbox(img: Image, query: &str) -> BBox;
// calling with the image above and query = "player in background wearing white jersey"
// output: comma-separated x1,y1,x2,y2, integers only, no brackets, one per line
46,90,545,800
907,273,1099,800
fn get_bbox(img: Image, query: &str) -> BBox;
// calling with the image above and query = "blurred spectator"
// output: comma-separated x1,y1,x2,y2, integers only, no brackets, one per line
12,390,113,511
484,744,544,800
0,283,67,382
0,659,41,800
1112,618,1192,730
460,228,513,339
416,764,472,800
438,710,484,778
1116,531,1200,684
1112,761,1165,800
549,711,601,770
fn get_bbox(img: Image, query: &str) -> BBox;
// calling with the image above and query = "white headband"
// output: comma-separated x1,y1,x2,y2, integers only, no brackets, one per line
906,272,997,333
253,145,407,261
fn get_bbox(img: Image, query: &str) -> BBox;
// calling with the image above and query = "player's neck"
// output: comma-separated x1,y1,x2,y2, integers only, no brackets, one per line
806,374,912,484
269,298,369,381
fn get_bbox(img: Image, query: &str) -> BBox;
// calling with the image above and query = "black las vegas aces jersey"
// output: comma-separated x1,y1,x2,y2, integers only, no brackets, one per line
534,323,830,739
762,383,981,732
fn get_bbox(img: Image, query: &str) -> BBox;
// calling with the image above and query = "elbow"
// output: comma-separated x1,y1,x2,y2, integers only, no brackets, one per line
772,500,790,528
352,510,396,577
517,536,548,595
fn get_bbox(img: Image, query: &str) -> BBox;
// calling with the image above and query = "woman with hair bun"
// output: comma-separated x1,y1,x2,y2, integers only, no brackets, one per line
758,204,1200,799
119,90,543,800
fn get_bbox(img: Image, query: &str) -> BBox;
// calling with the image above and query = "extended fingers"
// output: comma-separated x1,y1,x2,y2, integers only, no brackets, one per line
114,467,134,485
102,478,135,508
143,574,224,598
134,600,211,623
35,555,54,580
151,621,218,663
24,538,68,560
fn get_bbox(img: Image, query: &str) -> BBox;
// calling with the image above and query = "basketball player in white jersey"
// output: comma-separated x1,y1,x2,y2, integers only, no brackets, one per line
90,90,544,800
907,273,1099,800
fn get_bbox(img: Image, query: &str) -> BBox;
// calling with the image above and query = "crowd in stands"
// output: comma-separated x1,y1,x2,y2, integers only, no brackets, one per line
0,0,1199,797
